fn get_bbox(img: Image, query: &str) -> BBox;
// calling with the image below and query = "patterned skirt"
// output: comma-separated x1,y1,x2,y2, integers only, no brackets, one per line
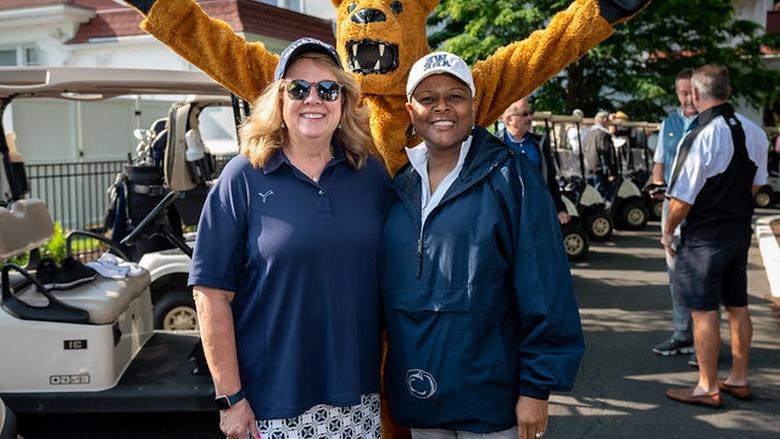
256,393,381,439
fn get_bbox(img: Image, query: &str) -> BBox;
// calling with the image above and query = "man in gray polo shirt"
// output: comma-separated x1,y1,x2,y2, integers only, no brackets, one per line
663,65,768,408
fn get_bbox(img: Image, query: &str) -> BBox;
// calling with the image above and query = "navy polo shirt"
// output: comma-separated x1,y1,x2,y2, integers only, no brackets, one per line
188,146,389,419
504,132,542,168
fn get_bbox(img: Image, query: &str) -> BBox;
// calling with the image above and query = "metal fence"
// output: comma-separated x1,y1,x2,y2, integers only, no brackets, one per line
26,160,124,233
25,160,125,260
24,155,235,260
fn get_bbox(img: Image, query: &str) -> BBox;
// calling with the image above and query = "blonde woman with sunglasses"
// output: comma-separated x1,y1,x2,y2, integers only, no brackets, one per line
188,38,388,439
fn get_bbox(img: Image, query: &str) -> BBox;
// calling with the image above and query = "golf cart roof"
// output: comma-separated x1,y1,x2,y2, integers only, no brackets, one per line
0,67,228,100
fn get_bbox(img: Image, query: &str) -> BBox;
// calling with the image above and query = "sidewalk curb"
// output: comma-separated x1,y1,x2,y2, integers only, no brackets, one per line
756,214,780,298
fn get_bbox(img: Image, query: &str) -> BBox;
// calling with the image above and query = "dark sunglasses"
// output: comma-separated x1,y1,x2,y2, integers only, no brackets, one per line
509,111,533,118
286,79,342,102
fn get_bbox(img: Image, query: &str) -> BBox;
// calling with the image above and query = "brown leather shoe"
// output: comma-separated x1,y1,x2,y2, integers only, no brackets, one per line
718,381,752,400
665,387,722,408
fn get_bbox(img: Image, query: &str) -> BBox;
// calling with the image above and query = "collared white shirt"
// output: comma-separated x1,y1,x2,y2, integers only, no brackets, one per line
405,135,473,226
668,112,768,205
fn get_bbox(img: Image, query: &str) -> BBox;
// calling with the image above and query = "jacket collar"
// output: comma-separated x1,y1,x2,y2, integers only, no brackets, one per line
393,126,511,206
695,103,733,127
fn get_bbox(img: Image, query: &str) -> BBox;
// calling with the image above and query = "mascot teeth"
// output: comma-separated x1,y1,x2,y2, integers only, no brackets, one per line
347,39,398,75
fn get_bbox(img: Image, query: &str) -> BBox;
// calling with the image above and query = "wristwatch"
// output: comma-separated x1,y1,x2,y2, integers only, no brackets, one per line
215,389,245,410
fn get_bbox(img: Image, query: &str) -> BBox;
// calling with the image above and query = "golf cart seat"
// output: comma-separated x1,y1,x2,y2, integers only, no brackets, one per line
0,198,53,260
164,100,216,226
150,118,167,137
1,199,152,326
11,270,150,325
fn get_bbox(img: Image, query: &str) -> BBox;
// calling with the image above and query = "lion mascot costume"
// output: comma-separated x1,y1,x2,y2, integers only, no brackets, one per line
124,0,650,437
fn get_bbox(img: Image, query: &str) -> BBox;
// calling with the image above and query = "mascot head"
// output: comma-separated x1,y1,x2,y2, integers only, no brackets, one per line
331,0,439,96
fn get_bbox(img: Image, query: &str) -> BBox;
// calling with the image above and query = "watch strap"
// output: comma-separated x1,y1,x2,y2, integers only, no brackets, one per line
215,388,245,410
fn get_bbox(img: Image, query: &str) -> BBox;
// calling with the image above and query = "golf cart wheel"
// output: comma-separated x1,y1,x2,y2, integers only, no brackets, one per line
562,225,589,261
154,289,199,331
651,199,663,220
586,212,613,241
621,200,649,230
755,187,772,208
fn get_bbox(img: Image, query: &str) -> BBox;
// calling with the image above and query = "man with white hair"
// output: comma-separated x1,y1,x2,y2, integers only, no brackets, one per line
664,65,768,408
566,109,590,155
581,111,617,198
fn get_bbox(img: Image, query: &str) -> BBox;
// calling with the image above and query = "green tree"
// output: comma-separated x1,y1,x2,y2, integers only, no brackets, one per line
429,0,780,122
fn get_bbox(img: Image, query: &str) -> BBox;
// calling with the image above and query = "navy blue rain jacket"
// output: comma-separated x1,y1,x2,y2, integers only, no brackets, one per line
380,126,584,433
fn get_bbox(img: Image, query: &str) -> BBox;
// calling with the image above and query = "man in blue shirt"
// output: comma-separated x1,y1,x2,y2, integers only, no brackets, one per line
498,98,570,224
651,69,699,362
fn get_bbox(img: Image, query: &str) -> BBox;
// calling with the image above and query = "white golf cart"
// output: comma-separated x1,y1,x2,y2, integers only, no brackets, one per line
544,114,615,242
608,120,651,230
0,67,220,416
530,112,590,260
107,95,238,331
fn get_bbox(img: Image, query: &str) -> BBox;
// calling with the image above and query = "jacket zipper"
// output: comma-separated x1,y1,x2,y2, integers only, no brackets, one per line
408,159,504,279
416,235,424,278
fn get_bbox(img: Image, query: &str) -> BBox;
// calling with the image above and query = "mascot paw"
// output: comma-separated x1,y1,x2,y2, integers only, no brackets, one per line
124,0,156,14
598,0,651,24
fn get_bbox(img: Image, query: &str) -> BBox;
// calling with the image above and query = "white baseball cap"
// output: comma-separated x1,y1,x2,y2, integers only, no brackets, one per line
406,52,475,100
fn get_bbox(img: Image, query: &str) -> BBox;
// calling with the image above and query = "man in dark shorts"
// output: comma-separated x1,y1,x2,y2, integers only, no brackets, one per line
662,65,768,408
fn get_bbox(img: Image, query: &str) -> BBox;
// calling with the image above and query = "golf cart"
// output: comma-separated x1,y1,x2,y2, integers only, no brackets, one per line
0,67,219,416
530,112,590,260
608,120,650,230
105,95,238,331
542,114,615,241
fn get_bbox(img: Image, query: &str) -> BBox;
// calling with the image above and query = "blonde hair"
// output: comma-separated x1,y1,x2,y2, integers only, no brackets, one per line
239,53,372,169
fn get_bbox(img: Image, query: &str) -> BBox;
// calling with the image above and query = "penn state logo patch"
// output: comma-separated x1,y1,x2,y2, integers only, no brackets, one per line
406,369,437,399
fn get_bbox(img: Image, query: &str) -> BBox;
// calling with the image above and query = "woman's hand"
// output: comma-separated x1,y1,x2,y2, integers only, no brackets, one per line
220,399,259,439
516,396,549,439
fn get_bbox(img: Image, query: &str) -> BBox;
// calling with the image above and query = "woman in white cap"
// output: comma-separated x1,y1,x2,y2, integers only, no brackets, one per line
189,38,388,439
380,52,584,439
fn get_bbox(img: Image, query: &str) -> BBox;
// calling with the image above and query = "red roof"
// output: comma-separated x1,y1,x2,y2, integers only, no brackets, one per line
0,0,117,9
0,0,334,46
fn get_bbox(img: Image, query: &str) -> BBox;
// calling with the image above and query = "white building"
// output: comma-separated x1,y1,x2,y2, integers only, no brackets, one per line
0,0,338,163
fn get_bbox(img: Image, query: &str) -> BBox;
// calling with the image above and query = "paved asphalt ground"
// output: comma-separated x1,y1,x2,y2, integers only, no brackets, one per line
549,208,780,438
16,210,780,438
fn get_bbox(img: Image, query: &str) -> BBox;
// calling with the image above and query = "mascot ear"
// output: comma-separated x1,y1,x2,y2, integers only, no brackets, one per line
421,0,440,14
330,0,343,8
